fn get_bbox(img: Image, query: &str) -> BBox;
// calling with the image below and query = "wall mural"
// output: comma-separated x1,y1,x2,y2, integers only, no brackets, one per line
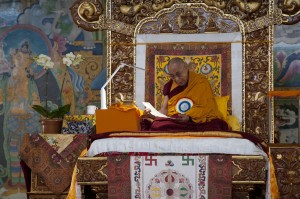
0,1,104,198
274,23,300,88
274,45,300,87
273,22,300,144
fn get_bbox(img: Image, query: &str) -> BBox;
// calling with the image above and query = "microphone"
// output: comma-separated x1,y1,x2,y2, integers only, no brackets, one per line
119,63,145,71
100,63,144,109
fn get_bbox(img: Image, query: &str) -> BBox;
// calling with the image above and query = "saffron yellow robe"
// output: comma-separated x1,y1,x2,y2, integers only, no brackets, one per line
166,71,224,123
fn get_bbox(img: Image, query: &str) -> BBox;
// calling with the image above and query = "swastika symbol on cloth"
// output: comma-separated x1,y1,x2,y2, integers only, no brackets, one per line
145,156,158,166
182,156,194,166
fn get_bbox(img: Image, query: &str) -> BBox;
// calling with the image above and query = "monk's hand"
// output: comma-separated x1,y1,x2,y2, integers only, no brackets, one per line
175,114,190,122
143,108,155,119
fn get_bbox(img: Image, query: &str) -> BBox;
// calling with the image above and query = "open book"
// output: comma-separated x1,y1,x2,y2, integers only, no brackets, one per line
142,102,170,118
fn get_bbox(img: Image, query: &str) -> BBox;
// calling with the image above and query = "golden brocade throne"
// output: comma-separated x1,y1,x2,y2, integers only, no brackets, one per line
68,1,278,198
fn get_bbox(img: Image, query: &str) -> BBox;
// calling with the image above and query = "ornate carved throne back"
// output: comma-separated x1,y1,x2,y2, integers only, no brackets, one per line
69,1,276,143
135,6,242,123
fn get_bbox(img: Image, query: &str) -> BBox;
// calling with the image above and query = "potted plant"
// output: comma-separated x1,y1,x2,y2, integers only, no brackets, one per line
32,104,71,134
31,53,83,134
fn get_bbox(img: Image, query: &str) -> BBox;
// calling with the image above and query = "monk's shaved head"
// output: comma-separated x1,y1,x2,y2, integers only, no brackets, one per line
166,57,189,86
167,57,186,71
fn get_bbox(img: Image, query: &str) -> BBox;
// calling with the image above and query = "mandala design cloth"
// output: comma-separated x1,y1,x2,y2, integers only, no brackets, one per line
108,155,232,199
20,133,87,194
131,155,209,199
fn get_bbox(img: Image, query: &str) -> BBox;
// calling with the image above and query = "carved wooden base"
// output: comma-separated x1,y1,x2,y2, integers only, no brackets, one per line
232,184,266,199
92,185,108,199
27,193,70,199
270,145,300,199
83,184,265,199
77,156,268,198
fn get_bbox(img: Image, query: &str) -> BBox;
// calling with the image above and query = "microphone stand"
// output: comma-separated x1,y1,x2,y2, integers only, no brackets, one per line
100,63,144,109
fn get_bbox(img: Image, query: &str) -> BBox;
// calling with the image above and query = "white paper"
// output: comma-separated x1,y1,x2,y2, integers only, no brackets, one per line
142,102,170,118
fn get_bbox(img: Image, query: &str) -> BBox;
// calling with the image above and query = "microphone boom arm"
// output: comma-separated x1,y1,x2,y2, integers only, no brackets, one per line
100,63,141,109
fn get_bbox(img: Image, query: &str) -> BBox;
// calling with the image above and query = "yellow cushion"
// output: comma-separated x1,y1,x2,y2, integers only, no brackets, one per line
214,95,230,120
226,115,241,131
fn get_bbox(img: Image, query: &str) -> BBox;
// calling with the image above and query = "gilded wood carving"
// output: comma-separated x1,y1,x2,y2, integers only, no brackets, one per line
278,0,300,25
270,146,300,198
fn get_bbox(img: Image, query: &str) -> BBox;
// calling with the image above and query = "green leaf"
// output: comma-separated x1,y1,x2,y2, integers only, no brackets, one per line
32,105,51,118
32,104,71,119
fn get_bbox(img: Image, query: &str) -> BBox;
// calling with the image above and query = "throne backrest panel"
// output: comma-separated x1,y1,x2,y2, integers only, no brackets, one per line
136,33,243,123
135,5,243,123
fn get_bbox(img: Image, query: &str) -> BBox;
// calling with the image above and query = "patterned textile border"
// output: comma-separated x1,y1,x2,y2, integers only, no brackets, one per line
145,43,231,109
131,155,209,199
208,155,232,199
62,114,96,134
108,155,235,199
108,155,131,199
20,133,87,194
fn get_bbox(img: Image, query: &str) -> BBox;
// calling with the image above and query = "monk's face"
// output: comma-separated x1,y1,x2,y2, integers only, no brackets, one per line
167,62,189,86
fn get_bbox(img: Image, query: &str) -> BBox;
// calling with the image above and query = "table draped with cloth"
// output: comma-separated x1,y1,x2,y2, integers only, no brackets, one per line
20,133,87,194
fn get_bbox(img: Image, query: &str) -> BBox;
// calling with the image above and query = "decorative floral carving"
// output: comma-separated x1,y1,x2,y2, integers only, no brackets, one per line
110,32,135,104
232,158,266,182
139,6,240,34
244,29,269,143
278,0,300,24
120,1,144,16
203,0,227,9
153,0,175,11
232,0,262,13
78,2,103,23
77,158,108,183
70,0,104,32
271,147,300,198
278,0,300,15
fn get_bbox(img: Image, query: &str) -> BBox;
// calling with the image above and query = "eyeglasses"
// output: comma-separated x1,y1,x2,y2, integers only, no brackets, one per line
167,67,186,79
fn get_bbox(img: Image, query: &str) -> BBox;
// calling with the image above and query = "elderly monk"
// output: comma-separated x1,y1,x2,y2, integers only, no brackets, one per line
143,57,229,131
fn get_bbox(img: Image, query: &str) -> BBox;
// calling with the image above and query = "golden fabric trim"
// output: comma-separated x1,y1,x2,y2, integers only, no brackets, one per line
107,131,243,138
269,152,280,199
66,148,87,199
40,134,76,153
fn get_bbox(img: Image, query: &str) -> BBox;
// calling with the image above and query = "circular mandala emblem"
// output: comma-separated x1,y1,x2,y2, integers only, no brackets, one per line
176,98,193,114
146,169,194,199
200,63,212,74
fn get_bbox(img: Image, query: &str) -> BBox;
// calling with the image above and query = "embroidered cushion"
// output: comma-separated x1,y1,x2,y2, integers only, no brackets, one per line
62,115,96,134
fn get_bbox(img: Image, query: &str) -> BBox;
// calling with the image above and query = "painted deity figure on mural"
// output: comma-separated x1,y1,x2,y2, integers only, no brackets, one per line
8,41,39,113
51,0,96,49
0,43,10,74
1,40,40,195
